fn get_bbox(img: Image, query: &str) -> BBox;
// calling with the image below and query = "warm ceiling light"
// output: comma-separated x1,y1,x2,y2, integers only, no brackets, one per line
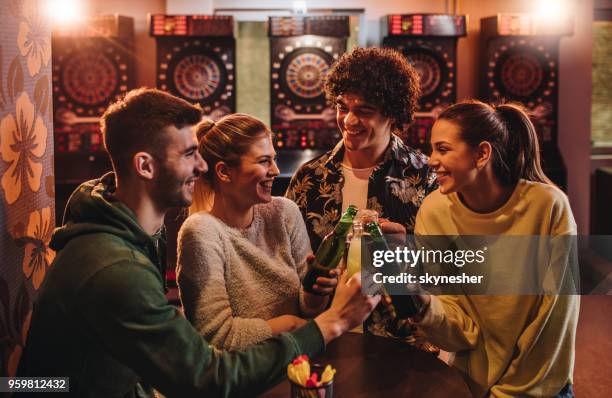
534,0,570,21
293,1,307,15
45,0,85,26
534,0,574,34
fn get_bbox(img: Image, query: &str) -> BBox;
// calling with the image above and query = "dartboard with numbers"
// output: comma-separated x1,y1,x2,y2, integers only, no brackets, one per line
52,15,133,120
151,15,235,118
283,50,330,99
155,38,235,117
271,37,343,116
269,16,348,151
382,14,466,152
480,14,569,190
52,15,134,204
493,45,549,99
404,50,443,98
172,53,223,101
53,40,130,117
62,51,118,106
486,40,558,134
395,41,455,112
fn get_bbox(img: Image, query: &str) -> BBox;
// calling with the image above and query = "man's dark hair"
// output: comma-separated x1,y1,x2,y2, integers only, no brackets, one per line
101,88,202,176
324,47,421,131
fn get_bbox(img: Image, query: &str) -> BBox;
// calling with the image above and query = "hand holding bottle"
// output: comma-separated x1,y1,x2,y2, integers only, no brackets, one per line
303,205,358,293
305,254,340,296
408,294,431,323
378,218,407,235
378,217,407,246
314,270,381,344
365,221,421,318
303,255,340,311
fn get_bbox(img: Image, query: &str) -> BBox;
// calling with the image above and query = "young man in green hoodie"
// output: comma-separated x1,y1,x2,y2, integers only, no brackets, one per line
17,88,380,397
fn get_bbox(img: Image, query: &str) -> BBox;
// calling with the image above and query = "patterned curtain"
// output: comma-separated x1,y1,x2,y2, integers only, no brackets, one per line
0,0,54,376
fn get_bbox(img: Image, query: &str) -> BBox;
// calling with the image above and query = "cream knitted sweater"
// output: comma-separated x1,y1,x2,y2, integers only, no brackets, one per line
177,197,322,351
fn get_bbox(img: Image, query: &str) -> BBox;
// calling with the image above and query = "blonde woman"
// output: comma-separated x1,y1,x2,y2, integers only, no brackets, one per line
177,114,337,351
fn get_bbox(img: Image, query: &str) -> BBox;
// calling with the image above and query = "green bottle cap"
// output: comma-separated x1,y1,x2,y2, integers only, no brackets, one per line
365,221,382,236
345,204,358,216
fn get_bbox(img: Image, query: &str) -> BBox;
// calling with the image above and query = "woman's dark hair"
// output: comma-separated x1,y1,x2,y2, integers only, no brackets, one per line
438,100,553,186
324,47,421,131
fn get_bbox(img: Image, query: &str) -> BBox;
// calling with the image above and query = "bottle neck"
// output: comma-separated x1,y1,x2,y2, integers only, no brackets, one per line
334,220,353,236
365,222,383,238
336,206,358,235
352,221,364,238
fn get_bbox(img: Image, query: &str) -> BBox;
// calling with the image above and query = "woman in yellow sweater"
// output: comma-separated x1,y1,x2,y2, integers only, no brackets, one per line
413,100,579,397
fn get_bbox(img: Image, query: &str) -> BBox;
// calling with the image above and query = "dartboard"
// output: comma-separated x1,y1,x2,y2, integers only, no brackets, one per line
499,50,543,98
285,52,329,99
62,51,118,105
173,54,222,100
405,51,442,97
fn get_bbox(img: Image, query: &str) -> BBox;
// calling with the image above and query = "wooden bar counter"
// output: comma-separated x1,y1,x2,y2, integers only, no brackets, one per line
261,332,473,397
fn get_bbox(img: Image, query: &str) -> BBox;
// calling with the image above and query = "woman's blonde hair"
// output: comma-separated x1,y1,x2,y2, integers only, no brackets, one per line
190,113,272,214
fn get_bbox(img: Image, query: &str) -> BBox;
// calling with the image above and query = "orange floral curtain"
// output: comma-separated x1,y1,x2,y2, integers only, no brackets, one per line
0,0,54,377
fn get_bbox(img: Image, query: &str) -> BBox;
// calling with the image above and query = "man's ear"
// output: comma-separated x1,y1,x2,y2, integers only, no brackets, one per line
133,152,156,180
475,141,493,170
388,117,398,133
215,161,232,183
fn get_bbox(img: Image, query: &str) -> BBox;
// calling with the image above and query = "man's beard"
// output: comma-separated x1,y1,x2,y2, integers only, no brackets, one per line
152,168,192,210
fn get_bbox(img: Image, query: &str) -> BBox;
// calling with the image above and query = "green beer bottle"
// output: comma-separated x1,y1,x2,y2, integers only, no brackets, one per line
303,205,358,293
365,221,420,318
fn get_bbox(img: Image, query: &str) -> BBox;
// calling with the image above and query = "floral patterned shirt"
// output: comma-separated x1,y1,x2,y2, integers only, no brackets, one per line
285,135,438,343
285,134,437,251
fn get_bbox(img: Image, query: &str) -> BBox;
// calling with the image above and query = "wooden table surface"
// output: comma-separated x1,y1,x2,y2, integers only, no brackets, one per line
261,332,473,398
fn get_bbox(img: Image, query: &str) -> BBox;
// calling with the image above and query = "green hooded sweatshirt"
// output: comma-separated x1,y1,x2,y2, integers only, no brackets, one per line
17,173,324,397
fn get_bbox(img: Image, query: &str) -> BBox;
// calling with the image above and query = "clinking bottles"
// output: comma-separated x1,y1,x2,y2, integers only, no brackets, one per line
346,209,378,279
365,221,421,319
303,205,358,293
345,220,363,279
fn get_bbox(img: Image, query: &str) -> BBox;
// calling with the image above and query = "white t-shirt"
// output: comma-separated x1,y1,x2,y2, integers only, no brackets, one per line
341,163,375,212
341,163,375,333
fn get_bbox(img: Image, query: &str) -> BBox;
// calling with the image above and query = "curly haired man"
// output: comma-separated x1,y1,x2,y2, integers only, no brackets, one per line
285,47,438,344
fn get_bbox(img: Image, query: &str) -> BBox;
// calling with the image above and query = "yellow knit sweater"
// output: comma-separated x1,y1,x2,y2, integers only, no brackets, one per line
414,180,580,398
